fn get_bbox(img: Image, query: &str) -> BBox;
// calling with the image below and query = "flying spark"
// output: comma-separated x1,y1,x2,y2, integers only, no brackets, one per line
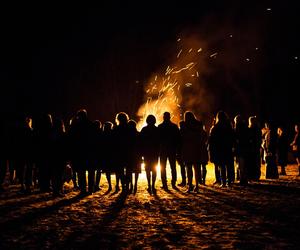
177,50,182,58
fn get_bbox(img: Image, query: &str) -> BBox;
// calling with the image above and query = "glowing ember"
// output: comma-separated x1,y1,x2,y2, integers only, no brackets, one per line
177,50,182,58
210,52,218,58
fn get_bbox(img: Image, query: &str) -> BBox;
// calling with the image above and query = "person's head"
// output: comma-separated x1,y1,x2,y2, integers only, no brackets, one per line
103,121,113,132
184,111,196,123
93,120,102,130
163,112,171,122
179,120,185,129
128,119,137,129
25,117,32,129
146,114,156,126
234,114,241,126
295,124,300,133
216,110,228,124
115,112,129,126
53,118,65,133
76,109,88,121
37,113,53,131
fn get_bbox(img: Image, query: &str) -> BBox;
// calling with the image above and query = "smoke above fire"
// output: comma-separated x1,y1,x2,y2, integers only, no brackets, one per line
136,35,214,130
136,16,266,130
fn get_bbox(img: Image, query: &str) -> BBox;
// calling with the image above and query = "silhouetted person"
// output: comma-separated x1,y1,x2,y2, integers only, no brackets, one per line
158,112,180,190
22,117,34,193
101,121,114,192
209,111,235,187
208,117,220,185
0,118,9,192
127,120,141,194
51,118,67,197
35,113,54,192
248,116,262,181
178,120,187,186
181,112,208,192
113,112,131,193
67,116,79,190
93,120,103,192
277,126,289,175
8,116,34,193
140,115,160,194
290,123,300,176
0,159,6,192
198,123,208,186
70,109,94,194
234,115,250,186
263,121,279,179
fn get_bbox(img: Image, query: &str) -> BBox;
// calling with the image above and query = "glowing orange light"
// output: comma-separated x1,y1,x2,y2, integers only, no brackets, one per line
155,163,161,174
136,37,207,131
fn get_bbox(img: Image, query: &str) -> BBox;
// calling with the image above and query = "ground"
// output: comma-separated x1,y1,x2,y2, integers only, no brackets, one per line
1,163,300,250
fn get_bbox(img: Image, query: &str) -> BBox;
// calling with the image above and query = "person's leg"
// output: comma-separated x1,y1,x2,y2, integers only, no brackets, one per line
146,169,151,194
95,169,101,191
106,172,112,191
214,164,221,184
187,164,193,192
227,158,235,184
126,169,133,193
71,162,79,189
194,164,200,192
152,170,157,194
169,153,177,188
9,160,15,184
178,159,186,186
88,169,95,193
0,159,7,190
120,168,126,192
202,164,207,185
78,169,87,193
280,165,286,175
160,154,168,189
296,157,300,176
16,160,25,190
198,164,203,184
115,172,120,192
220,164,227,187
25,161,33,192
238,156,247,186
133,172,139,194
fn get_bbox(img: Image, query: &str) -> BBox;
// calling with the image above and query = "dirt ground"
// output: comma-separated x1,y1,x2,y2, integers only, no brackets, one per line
1,163,300,250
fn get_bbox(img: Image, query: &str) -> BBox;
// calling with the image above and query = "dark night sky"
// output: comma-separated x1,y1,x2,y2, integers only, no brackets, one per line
0,1,299,125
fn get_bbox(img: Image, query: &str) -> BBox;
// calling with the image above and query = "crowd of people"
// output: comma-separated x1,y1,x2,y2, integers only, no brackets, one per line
0,109,299,197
